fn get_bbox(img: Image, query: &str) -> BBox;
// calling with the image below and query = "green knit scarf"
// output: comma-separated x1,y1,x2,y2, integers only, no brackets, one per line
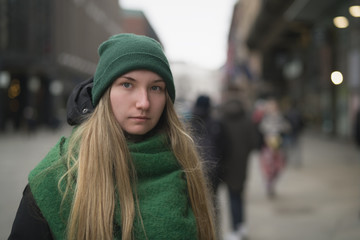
28,133,197,240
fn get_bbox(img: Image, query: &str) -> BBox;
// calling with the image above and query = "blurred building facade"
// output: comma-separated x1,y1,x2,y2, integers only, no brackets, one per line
222,0,262,111
171,62,223,118
121,9,161,42
226,0,360,138
0,0,160,132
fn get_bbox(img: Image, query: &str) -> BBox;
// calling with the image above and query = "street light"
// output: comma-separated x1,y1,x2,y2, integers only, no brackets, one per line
349,5,360,17
331,71,343,85
333,16,349,28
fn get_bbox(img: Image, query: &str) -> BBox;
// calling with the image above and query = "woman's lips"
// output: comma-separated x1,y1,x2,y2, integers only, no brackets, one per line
130,116,150,121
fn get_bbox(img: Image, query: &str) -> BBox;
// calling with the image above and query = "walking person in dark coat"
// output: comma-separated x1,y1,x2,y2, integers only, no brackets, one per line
189,94,227,240
220,97,258,240
190,95,225,194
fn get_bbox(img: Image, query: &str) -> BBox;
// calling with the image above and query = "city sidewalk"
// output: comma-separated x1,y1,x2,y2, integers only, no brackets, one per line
218,130,360,240
1,128,360,239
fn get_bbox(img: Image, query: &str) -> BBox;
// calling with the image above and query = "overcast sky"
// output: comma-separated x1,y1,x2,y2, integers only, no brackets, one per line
120,0,237,70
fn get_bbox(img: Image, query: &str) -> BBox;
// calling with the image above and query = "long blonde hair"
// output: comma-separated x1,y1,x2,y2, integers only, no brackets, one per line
62,89,216,240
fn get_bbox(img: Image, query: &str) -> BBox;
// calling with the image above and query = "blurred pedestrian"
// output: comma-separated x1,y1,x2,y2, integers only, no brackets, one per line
9,33,216,240
283,100,304,167
189,94,226,239
220,94,258,240
259,98,290,198
353,108,360,220
190,95,225,194
354,108,360,147
252,98,267,150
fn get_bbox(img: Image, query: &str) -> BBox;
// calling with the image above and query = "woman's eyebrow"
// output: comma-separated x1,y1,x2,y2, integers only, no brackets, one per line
153,79,165,83
122,76,136,81
120,76,164,83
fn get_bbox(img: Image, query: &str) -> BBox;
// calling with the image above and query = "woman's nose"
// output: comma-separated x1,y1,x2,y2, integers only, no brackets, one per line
135,90,150,110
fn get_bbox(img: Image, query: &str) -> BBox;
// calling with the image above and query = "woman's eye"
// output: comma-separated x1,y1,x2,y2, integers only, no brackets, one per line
121,82,132,88
151,86,164,91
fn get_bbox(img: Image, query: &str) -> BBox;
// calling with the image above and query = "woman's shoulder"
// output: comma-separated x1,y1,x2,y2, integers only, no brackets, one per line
8,185,54,240
26,136,72,239
28,136,69,183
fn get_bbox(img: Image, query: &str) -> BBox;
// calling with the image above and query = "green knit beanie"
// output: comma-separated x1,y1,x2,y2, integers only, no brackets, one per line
92,33,175,106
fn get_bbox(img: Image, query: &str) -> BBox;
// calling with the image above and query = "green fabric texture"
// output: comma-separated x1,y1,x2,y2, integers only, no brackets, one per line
28,134,197,240
28,137,71,240
92,33,175,106
126,134,197,239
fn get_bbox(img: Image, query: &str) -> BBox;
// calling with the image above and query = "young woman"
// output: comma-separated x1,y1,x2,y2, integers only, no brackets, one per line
9,33,216,240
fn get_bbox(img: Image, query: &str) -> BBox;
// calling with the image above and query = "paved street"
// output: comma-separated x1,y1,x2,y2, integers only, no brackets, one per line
1,127,360,239
218,131,360,240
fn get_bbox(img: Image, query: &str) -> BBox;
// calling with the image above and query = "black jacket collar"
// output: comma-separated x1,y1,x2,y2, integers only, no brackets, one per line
66,77,94,126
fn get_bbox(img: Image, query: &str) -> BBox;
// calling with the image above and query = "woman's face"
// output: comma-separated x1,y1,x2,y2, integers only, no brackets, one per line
110,70,166,135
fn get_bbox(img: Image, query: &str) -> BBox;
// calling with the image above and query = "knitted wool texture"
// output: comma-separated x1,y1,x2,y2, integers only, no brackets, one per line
92,33,175,106
28,134,197,240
